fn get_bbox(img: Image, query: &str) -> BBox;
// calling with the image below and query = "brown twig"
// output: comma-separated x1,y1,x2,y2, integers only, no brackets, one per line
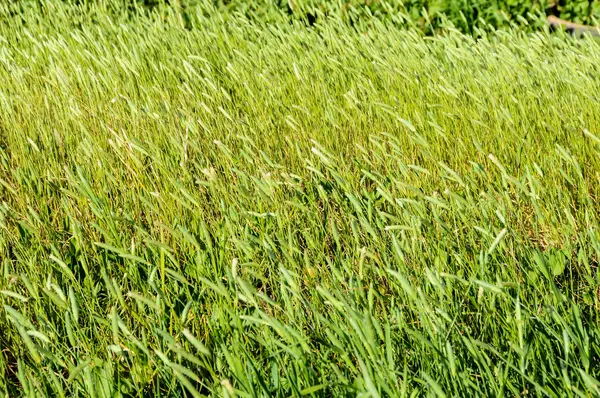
547,15,600,37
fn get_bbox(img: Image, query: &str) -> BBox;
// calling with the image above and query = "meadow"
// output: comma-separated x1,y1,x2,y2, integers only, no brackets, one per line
1,1,600,396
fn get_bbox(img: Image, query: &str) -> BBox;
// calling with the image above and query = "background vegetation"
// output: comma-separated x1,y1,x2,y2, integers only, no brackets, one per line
8,1,600,34
1,0,600,397
216,0,600,32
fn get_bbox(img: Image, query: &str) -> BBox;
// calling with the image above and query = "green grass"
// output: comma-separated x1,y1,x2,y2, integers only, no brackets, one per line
2,1,600,396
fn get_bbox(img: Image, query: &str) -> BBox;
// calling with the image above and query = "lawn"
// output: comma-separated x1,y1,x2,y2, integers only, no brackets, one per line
1,1,600,396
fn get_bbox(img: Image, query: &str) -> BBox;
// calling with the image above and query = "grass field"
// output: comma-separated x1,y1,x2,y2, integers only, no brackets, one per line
2,1,600,397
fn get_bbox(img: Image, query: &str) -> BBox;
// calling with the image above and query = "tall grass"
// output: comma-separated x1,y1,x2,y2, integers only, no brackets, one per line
1,1,600,396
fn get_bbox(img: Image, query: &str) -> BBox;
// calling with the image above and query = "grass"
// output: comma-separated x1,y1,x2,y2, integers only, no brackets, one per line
1,1,600,396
